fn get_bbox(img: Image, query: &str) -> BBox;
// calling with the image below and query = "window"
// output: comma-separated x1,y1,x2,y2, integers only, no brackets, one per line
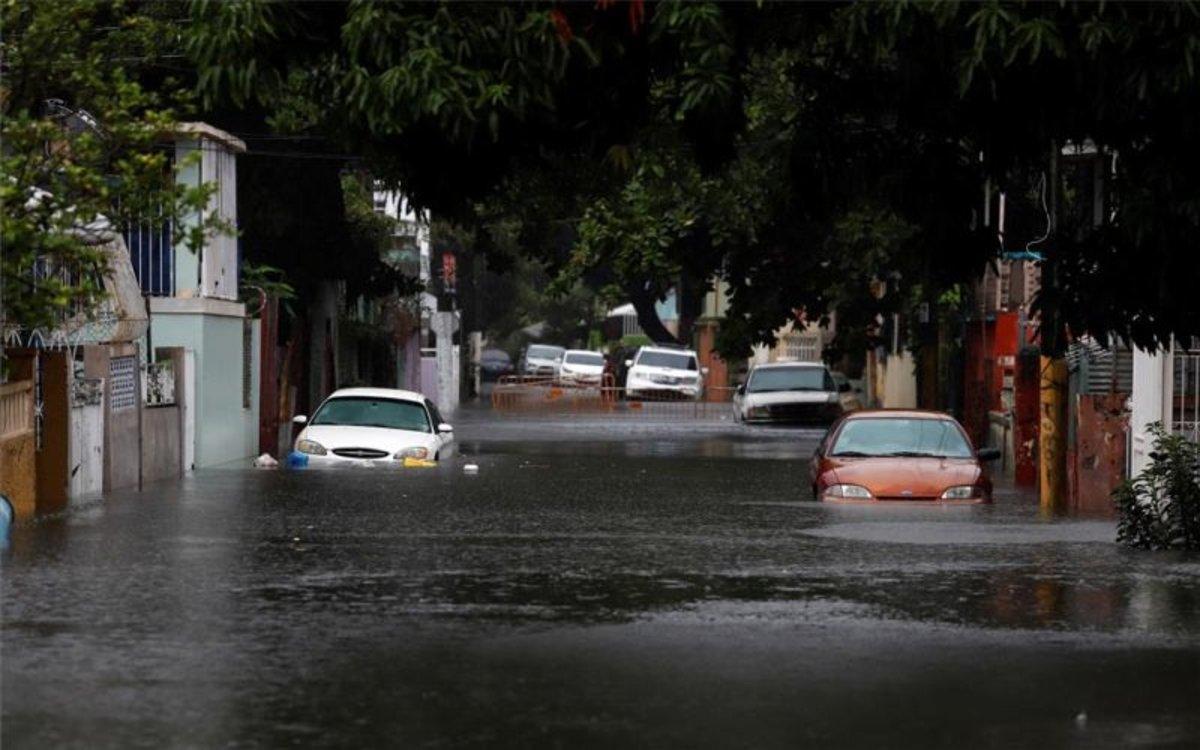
564,352,604,366
311,397,432,433
748,367,834,393
637,350,697,371
527,345,564,360
425,399,445,430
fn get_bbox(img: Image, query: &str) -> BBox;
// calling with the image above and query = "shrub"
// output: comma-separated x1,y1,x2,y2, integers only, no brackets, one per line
1114,423,1200,550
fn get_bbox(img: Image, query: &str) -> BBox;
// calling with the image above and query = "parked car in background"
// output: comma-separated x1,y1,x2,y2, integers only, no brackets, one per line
830,371,864,412
734,362,843,424
558,349,606,386
479,348,515,381
808,410,1000,502
291,388,454,466
518,344,565,378
625,345,706,400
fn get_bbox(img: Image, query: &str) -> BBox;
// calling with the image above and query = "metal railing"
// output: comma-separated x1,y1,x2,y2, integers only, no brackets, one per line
0,380,35,439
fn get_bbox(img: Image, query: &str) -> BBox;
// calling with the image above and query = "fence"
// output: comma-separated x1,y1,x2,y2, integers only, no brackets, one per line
0,380,34,439
491,375,737,419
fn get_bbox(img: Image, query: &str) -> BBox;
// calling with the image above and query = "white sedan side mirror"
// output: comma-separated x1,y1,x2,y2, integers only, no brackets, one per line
624,359,633,368
438,423,454,434
293,415,308,425
701,366,710,376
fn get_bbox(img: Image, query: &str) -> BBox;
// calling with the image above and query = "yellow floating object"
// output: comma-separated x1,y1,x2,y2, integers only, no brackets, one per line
402,457,437,468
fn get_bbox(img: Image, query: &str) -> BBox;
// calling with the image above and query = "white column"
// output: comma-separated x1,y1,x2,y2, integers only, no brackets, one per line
432,312,459,415
1130,344,1170,477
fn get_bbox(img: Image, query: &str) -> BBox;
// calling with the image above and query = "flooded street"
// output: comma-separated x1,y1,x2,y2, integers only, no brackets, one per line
4,413,1199,748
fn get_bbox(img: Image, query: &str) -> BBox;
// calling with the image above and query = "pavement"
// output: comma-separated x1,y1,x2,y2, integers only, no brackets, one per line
3,409,1199,748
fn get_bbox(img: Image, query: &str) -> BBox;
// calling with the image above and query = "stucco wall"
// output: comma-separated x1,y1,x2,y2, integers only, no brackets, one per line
150,300,259,468
0,432,36,519
881,351,918,409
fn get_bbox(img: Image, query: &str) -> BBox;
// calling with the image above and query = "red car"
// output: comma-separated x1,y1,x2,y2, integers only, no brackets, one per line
809,410,1001,503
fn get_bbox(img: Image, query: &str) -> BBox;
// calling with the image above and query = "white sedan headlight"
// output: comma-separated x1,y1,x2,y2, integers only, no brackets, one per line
296,439,327,456
824,484,873,499
395,446,430,460
941,485,982,500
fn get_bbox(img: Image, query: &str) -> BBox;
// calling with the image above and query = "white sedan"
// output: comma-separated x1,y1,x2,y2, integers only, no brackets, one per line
557,349,606,386
290,388,454,467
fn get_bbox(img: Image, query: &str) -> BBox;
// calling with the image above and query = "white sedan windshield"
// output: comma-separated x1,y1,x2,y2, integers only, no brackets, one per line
310,398,431,433
637,351,697,370
564,352,604,366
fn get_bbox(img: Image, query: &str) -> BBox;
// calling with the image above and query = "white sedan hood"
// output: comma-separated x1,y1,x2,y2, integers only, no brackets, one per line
299,424,438,454
562,363,605,375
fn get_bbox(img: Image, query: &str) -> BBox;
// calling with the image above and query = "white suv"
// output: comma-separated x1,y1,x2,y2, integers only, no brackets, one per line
624,345,706,400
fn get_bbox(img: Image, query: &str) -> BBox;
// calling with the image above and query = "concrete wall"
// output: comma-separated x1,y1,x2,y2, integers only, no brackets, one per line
150,298,259,468
881,351,918,409
141,406,182,484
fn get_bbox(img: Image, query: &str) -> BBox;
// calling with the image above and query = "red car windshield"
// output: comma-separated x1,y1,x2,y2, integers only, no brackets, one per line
831,418,973,458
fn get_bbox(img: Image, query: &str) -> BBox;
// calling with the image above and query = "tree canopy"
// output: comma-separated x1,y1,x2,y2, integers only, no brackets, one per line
1,0,214,332
184,1,1200,355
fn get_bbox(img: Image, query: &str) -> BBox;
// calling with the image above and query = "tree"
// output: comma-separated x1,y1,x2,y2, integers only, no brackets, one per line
186,1,1200,357
1,0,215,333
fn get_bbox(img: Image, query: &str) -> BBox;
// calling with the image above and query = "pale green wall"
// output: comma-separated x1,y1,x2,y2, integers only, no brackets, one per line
173,138,203,296
151,312,260,468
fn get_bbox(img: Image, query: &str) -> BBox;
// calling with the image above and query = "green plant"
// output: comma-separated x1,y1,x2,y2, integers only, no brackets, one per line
2,1,221,333
1114,423,1200,550
240,262,296,318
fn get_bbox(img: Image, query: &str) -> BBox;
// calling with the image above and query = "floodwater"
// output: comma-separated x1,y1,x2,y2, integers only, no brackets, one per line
3,412,1199,748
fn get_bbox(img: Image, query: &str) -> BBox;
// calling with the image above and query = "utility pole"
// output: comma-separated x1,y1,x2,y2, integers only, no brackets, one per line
1039,142,1068,512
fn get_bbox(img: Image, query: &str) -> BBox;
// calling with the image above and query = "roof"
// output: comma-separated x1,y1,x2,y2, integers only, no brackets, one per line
176,122,247,153
326,387,426,403
639,344,698,355
843,409,955,420
564,348,603,355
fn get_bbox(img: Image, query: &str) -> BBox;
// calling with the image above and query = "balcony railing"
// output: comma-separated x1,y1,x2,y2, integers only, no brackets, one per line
124,214,174,297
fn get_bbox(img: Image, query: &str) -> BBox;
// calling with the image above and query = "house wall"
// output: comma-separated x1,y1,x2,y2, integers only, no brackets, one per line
150,298,260,468
881,351,918,409
1068,393,1126,515
173,139,204,297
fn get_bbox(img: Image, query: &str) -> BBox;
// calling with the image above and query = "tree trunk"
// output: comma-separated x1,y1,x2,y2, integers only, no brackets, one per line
626,283,678,344
675,274,707,346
